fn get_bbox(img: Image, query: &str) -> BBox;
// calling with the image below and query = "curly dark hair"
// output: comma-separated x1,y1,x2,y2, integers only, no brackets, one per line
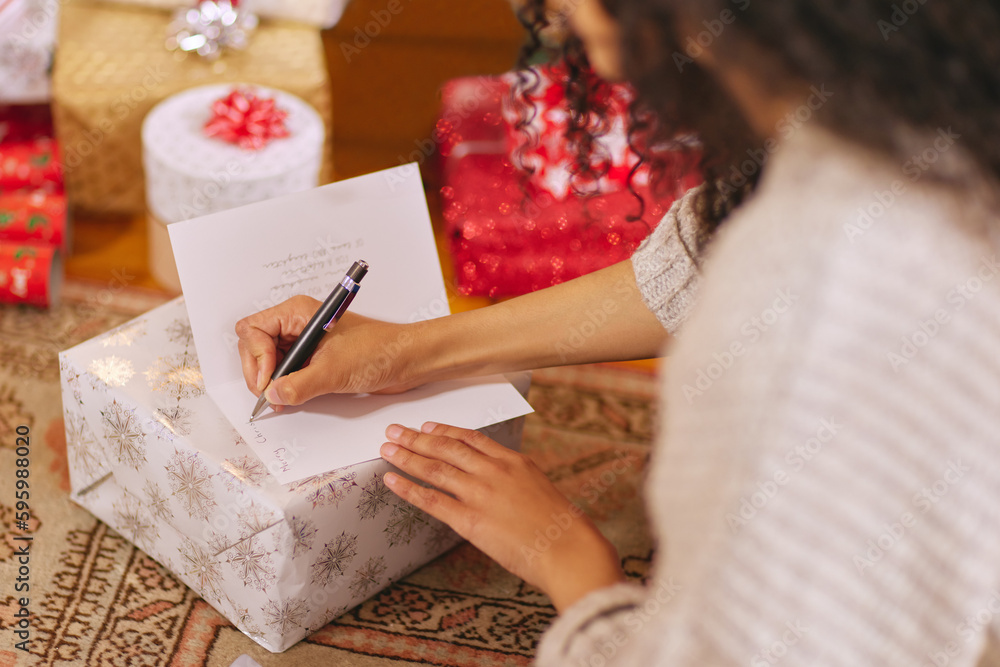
512,2,687,224
514,0,752,235
518,0,1000,237
508,30,612,199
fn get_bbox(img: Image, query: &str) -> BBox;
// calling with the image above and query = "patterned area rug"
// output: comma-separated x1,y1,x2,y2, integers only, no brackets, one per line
0,280,657,666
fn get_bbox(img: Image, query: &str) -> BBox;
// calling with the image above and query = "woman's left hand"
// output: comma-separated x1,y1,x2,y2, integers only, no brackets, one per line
381,422,625,611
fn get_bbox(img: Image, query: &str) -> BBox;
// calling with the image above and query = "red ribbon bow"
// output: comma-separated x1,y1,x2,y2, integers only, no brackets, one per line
203,88,289,150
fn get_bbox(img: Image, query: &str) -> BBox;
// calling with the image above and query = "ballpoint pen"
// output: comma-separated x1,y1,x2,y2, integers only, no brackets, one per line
249,260,369,422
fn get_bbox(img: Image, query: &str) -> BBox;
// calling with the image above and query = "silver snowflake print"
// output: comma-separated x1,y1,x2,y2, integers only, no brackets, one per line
65,410,106,479
101,399,147,470
166,318,194,345
101,320,147,347
227,535,276,591
88,355,135,387
179,537,223,599
113,494,156,549
311,532,358,587
237,501,278,538
262,598,309,635
224,594,265,640
349,556,388,599
144,352,204,401
207,532,231,556
60,358,84,405
143,480,172,522
384,502,429,547
323,604,350,626
356,474,392,520
287,469,358,508
148,404,193,441
165,449,216,520
288,516,317,558
221,455,269,490
160,554,177,575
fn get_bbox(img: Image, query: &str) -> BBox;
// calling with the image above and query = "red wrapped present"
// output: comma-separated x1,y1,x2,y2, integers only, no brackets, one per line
0,105,67,308
0,240,61,307
0,136,62,191
437,64,701,298
0,189,69,248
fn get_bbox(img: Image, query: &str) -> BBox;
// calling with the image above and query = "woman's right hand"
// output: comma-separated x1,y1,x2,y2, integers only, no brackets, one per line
235,295,423,407
235,260,669,409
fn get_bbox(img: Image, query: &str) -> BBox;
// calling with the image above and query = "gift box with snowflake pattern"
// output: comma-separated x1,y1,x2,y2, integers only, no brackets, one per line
58,296,529,652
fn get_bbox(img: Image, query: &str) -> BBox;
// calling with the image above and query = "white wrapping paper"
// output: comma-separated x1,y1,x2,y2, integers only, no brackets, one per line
59,296,530,652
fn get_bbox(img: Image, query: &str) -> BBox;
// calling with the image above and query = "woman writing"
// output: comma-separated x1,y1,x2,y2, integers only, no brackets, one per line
237,0,1000,662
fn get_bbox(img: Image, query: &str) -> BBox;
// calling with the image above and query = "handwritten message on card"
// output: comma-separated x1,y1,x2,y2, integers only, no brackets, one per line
260,236,361,301
169,165,533,483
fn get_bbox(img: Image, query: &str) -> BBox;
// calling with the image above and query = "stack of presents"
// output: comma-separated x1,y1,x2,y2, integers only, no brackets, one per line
2,0,339,306
1,0,63,306
3,0,700,652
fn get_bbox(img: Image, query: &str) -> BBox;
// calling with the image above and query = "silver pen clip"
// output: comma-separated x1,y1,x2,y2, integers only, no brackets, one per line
323,276,361,330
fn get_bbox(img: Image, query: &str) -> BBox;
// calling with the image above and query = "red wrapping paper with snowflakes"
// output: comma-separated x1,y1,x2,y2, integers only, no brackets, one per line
437,65,701,298
0,241,60,307
0,190,69,248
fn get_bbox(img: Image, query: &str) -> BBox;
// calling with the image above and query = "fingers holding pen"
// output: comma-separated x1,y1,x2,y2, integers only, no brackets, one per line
235,295,320,395
237,335,276,394
235,311,283,394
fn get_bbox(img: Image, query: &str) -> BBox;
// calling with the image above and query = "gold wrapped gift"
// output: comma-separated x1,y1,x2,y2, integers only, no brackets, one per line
53,1,333,214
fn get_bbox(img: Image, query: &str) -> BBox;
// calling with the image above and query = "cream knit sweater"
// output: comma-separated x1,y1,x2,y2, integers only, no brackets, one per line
536,124,1000,665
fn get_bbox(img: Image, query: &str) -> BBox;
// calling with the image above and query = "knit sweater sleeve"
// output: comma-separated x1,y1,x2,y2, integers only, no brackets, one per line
534,581,677,666
530,188,704,665
630,187,705,334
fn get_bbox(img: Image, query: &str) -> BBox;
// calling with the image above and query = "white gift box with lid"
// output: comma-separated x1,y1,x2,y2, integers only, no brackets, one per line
59,295,530,652
142,83,324,291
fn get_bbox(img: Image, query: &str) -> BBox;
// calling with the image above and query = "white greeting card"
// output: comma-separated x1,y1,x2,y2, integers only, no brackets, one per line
169,165,532,484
